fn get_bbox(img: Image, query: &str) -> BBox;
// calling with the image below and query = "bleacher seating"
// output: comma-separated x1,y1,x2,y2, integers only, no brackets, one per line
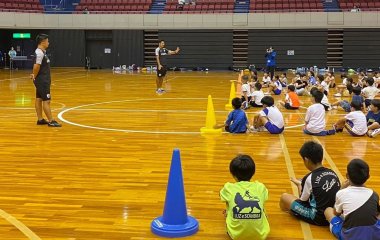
250,0,324,12
339,0,380,11
0,0,44,13
75,0,153,14
164,0,235,14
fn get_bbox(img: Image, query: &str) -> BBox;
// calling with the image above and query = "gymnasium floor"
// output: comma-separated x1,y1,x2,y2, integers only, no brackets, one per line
0,68,378,240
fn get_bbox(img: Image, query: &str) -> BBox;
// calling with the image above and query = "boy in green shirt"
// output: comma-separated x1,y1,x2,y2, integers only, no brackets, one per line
220,155,270,240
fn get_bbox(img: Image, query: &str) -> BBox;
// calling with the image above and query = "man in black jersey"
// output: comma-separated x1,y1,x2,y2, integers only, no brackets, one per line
155,40,180,94
30,34,61,127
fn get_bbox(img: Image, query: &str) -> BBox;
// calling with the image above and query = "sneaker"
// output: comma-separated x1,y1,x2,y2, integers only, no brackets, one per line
334,93,342,97
36,119,49,125
249,126,259,132
160,88,166,93
370,128,380,138
332,106,338,110
48,120,62,127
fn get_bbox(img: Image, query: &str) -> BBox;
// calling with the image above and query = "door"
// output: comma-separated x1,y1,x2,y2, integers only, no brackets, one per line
86,40,113,69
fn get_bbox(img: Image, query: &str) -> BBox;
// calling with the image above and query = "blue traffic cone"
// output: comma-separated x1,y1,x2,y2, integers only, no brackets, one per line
151,149,199,238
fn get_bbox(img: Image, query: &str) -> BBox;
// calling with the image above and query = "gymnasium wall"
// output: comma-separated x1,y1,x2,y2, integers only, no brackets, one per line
343,29,380,68
248,29,327,68
158,30,232,69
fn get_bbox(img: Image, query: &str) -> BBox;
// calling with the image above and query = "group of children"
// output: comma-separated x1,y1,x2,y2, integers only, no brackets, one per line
221,141,380,240
215,70,380,138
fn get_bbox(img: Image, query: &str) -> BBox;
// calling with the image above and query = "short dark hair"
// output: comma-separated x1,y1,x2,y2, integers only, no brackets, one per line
229,155,255,181
242,75,249,82
366,77,374,86
310,87,318,95
288,85,295,92
253,76,258,81
312,90,324,103
350,100,362,111
317,75,324,82
274,75,280,80
281,72,287,77
352,87,362,95
309,71,315,77
254,82,262,90
232,97,242,109
261,96,274,107
347,159,369,185
299,141,323,164
158,40,164,44
36,34,49,45
371,99,380,110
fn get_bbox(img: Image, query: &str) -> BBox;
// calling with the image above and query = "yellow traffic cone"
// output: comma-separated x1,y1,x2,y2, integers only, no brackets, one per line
200,95,222,134
225,81,236,110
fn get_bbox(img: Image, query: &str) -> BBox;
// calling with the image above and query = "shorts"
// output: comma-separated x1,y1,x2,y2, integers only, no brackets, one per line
250,101,263,108
330,218,380,240
225,126,246,134
322,103,330,111
34,80,51,101
365,99,372,107
157,65,167,77
296,88,305,96
330,216,344,239
290,199,328,226
264,121,284,134
339,100,351,112
284,103,299,110
345,120,365,136
273,89,281,95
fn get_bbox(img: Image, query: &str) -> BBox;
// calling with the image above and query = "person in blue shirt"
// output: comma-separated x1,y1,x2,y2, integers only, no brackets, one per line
214,98,249,133
265,47,277,80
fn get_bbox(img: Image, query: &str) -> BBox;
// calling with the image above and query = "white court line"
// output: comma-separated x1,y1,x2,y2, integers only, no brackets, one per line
58,98,306,134
279,134,314,240
0,69,87,82
0,209,41,240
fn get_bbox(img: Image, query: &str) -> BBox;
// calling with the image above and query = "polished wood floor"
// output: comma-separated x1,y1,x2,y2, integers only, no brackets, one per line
0,69,378,240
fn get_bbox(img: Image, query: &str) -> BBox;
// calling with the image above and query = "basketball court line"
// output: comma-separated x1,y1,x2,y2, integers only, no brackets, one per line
279,134,314,240
311,137,345,182
0,209,41,240
0,69,87,82
57,98,307,134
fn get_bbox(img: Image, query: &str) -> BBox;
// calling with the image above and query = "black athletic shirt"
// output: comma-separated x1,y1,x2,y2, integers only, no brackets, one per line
35,48,51,82
155,47,169,66
300,167,341,215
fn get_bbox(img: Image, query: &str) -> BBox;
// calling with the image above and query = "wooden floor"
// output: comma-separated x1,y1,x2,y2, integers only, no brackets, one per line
0,69,378,240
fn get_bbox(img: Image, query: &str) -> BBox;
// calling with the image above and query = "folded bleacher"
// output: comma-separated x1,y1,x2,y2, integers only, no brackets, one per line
250,0,324,12
75,0,152,14
339,0,380,11
164,0,235,14
0,0,44,13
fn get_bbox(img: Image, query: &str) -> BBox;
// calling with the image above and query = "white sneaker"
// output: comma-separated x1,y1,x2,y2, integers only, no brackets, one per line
332,106,338,110
370,128,380,138
334,93,342,97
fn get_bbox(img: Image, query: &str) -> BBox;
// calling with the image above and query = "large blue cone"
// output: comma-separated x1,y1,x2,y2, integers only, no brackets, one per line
151,149,199,238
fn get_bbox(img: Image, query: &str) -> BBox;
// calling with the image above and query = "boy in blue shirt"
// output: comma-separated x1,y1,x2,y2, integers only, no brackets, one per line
215,97,249,133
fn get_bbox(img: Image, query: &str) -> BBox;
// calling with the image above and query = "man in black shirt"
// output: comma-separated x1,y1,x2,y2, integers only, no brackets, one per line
30,34,61,127
155,40,180,94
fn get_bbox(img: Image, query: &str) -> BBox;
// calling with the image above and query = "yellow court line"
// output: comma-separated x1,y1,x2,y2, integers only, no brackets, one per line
311,137,345,182
0,209,41,240
279,134,314,240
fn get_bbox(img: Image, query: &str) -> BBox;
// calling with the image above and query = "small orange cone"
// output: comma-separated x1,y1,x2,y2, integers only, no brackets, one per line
200,95,222,134
225,81,236,110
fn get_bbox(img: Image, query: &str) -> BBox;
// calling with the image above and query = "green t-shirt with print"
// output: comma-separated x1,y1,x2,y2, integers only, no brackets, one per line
220,181,270,240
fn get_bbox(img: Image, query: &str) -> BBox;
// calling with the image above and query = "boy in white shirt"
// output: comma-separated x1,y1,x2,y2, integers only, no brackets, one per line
304,90,335,136
241,75,251,109
362,78,380,107
333,101,368,136
250,82,264,108
262,72,272,88
251,96,284,134
266,75,282,95
311,87,331,111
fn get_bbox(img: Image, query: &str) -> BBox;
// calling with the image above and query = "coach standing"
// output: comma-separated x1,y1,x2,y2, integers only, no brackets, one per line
30,34,61,127
265,46,277,80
